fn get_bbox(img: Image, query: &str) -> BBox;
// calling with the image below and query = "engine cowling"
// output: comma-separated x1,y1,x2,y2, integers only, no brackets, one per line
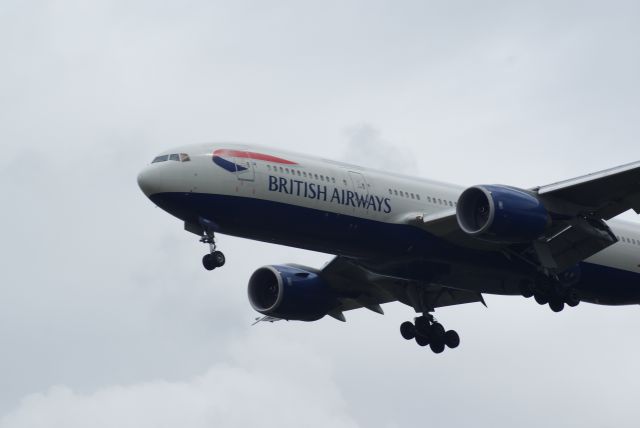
248,265,338,321
456,185,550,242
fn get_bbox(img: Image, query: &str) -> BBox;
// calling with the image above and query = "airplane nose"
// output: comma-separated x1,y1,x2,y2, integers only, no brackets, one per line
137,166,164,197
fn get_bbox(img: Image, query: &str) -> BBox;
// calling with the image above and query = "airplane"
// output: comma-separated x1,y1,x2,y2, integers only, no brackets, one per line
138,144,640,354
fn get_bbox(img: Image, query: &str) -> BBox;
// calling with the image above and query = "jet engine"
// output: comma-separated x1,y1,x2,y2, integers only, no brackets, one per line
456,185,550,242
248,265,338,321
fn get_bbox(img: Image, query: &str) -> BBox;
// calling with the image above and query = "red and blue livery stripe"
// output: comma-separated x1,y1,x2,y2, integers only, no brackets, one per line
213,149,297,173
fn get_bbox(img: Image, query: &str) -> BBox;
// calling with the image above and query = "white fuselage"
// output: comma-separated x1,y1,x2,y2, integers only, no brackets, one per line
138,143,640,306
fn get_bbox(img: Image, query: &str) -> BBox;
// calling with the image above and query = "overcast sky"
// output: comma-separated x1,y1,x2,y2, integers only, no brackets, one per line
1,1,640,427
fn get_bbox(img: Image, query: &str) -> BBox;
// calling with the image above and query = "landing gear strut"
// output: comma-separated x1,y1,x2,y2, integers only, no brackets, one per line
200,230,225,271
400,313,460,354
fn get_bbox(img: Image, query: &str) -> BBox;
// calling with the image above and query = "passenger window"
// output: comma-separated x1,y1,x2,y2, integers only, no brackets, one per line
389,189,393,195
394,190,398,196
332,177,336,183
416,195,420,200
320,175,325,181
314,174,319,180
297,170,301,176
303,172,307,177
399,191,404,197
449,201,453,207
152,155,169,163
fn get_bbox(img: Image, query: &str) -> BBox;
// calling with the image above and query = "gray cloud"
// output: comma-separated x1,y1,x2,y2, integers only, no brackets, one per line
0,334,359,428
343,124,418,173
1,0,640,427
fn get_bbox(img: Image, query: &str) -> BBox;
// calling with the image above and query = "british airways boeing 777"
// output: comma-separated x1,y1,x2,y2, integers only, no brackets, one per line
138,144,640,353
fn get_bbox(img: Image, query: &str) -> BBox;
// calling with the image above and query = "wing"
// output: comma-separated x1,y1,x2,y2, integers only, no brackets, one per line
317,256,485,321
409,161,640,272
535,160,640,220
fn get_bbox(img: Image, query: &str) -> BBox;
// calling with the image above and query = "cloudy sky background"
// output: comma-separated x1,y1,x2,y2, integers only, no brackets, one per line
1,1,640,426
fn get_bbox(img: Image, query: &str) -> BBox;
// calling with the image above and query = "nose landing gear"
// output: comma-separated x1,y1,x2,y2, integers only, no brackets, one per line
200,231,225,271
400,314,460,354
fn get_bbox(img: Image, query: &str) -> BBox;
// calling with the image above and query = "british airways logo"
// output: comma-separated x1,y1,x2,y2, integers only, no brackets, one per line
269,176,392,213
212,149,392,213
213,149,297,173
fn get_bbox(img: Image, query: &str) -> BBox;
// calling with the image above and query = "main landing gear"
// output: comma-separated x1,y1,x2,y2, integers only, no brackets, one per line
521,281,580,313
200,230,225,271
399,314,460,354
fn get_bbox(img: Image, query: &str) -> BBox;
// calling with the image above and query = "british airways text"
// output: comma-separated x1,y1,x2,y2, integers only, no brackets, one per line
268,175,391,213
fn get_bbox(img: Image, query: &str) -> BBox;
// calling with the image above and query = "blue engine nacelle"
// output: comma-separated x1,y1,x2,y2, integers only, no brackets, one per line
247,265,338,321
456,185,550,242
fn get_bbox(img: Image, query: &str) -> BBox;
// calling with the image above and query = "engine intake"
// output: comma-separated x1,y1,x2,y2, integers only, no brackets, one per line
456,185,549,242
248,265,338,321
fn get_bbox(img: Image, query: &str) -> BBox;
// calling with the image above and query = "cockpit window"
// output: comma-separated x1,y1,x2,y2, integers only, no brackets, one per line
152,153,191,163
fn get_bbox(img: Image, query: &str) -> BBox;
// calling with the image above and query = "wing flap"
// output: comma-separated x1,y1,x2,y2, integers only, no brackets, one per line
532,218,617,271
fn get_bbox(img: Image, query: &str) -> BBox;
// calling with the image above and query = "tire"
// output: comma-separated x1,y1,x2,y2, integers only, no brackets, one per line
430,323,445,340
549,299,565,313
430,340,445,354
520,283,534,298
444,330,460,349
202,254,216,271
534,293,548,305
564,289,580,307
416,335,430,347
400,322,416,340
213,251,226,267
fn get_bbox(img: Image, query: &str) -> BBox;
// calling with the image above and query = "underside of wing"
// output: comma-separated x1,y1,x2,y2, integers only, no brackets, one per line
319,256,485,320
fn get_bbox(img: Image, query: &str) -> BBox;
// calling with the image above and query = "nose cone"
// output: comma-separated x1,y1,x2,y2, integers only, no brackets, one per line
137,166,164,197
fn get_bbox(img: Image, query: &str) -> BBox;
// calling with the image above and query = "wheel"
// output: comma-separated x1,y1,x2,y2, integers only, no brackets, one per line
202,254,216,271
564,289,580,307
414,317,431,336
212,251,226,267
520,283,534,298
430,323,445,340
415,335,430,347
444,330,460,349
430,340,445,354
534,293,548,305
549,299,565,313
400,322,416,340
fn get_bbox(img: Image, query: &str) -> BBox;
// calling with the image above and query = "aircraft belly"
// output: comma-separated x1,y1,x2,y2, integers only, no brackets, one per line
149,191,640,305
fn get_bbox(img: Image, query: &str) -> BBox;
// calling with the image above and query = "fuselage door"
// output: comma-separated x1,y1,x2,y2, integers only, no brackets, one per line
348,171,368,197
234,153,255,182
